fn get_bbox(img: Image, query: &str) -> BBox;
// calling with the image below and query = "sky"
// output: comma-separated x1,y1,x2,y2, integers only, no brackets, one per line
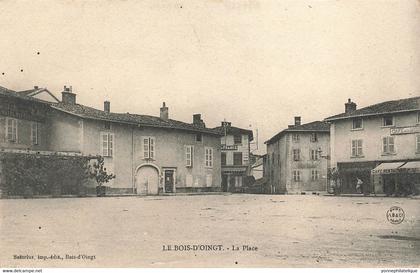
0,0,419,154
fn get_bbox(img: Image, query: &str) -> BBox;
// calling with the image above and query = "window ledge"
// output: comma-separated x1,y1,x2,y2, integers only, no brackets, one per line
381,153,397,156
350,155,364,159
381,125,395,128
350,128,363,131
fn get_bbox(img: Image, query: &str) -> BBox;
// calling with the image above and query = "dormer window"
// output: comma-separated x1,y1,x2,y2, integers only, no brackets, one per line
382,115,394,127
352,118,363,130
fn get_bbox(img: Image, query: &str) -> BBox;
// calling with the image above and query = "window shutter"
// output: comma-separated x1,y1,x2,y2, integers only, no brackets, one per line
185,145,192,167
150,137,156,159
143,137,149,159
102,133,109,156
109,133,114,157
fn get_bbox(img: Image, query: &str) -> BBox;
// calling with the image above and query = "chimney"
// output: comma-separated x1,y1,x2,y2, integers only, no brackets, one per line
34,86,39,90
160,102,168,120
345,98,357,113
193,114,206,128
104,100,110,113
61,85,76,105
294,116,301,126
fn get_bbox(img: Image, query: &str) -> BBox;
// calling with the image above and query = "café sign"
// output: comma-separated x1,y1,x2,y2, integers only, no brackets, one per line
390,126,420,135
221,144,238,151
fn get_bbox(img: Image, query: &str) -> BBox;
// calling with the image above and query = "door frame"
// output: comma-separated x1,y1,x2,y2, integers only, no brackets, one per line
134,163,161,194
162,167,177,193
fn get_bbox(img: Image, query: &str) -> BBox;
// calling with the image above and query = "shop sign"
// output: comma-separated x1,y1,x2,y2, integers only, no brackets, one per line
221,144,238,151
390,126,420,135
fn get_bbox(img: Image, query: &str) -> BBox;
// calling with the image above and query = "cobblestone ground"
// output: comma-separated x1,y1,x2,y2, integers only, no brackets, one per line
0,194,419,267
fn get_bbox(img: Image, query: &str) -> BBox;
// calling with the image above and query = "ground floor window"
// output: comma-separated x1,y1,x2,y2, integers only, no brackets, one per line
293,170,301,182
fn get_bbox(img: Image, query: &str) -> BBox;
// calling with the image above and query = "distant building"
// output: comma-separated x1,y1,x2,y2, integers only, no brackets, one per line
18,86,60,103
265,117,330,194
325,97,420,195
250,154,264,181
213,122,253,192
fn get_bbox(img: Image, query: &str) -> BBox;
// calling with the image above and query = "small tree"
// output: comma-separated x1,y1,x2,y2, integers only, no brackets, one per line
89,156,116,188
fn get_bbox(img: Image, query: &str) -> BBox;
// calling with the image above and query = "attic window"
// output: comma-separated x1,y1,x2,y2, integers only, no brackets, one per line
196,134,202,142
104,121,111,130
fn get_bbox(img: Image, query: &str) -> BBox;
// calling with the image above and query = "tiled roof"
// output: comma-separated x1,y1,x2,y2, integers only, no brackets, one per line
265,121,330,144
0,86,48,104
212,125,254,141
18,88,61,103
325,96,420,121
51,102,221,135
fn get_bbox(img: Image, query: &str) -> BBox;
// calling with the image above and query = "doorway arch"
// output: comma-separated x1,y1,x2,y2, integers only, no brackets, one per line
135,163,160,195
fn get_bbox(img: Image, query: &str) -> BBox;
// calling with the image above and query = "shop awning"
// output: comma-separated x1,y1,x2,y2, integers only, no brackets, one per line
398,161,420,173
371,162,406,174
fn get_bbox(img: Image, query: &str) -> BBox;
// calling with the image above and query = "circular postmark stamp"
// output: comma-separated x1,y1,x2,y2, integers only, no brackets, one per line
386,206,405,224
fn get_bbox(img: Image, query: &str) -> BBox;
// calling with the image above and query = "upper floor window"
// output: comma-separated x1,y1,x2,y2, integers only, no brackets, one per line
104,121,111,130
310,149,319,160
101,132,114,157
221,152,227,166
293,170,301,182
234,135,242,144
292,134,300,142
205,147,213,168
311,169,320,181
234,152,243,166
417,112,420,124
352,118,363,130
143,136,155,159
416,135,420,153
351,139,363,157
382,115,394,127
185,145,193,167
382,136,395,154
293,149,300,161
196,134,202,142
310,133,318,142
31,122,38,145
6,118,18,143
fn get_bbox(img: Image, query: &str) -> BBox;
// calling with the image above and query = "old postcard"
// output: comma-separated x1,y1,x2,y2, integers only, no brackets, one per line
0,0,419,271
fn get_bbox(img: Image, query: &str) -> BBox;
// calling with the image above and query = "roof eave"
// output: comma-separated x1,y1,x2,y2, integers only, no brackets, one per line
325,108,420,122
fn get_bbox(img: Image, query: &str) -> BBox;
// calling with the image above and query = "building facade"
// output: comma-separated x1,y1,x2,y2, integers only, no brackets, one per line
212,122,253,192
325,97,420,195
265,117,330,194
1,85,223,196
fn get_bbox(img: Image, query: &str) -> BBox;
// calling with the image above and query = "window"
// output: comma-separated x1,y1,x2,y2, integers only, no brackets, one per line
417,135,420,153
6,118,18,142
234,135,242,144
310,149,319,160
292,134,300,142
382,136,395,154
196,134,202,142
272,153,274,164
221,152,227,166
142,137,155,159
417,112,420,123
293,149,300,161
233,152,243,166
311,169,320,181
382,115,394,127
352,118,363,130
101,132,114,157
351,139,363,157
310,133,318,142
31,122,38,145
205,147,213,168
185,145,193,167
104,121,111,130
293,170,301,182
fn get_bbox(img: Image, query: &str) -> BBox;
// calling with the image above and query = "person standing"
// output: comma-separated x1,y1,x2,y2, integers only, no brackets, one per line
356,177,364,194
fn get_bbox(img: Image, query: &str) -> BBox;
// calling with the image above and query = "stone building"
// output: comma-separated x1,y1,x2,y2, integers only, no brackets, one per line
265,117,330,194
325,97,420,195
212,122,253,192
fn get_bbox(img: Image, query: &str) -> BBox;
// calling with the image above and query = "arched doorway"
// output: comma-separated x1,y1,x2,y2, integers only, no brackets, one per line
135,164,160,195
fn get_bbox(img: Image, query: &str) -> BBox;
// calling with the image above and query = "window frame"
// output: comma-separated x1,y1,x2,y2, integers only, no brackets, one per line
310,149,319,161
351,139,363,157
293,170,301,182
31,122,39,145
221,152,227,166
233,152,243,166
382,136,396,155
185,145,193,167
310,132,318,142
292,149,300,161
205,147,213,168
101,132,115,157
311,169,320,181
142,136,156,160
416,134,420,154
352,118,363,130
6,118,18,143
292,133,300,142
382,115,394,127
233,134,242,145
